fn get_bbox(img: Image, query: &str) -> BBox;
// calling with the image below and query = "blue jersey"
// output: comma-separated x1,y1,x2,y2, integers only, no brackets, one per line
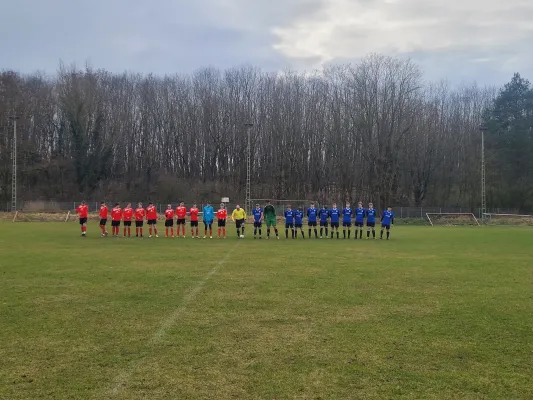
355,207,365,223
319,208,329,223
307,207,318,223
381,210,395,225
285,210,295,224
295,210,304,225
203,206,214,222
342,208,352,223
366,208,377,223
329,208,340,223
253,208,263,223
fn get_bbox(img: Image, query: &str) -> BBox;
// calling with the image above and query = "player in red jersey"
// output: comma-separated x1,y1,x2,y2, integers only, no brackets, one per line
134,202,146,238
123,203,133,237
146,202,158,238
164,204,175,237
111,203,122,237
175,201,187,238
216,203,227,239
99,202,109,237
189,203,200,238
75,201,89,236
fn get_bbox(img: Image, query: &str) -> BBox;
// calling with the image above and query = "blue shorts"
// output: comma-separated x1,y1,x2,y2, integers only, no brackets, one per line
320,221,328,227
355,221,364,227
343,221,352,227
285,223,294,228
382,224,391,229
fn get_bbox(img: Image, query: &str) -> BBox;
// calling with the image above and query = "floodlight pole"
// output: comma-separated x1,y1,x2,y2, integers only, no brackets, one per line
479,125,487,223
244,123,253,214
9,116,20,212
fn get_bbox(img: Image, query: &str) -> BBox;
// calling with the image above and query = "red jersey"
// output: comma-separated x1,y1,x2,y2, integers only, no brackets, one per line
146,205,157,220
99,205,108,219
123,207,133,221
165,209,175,220
217,209,227,220
134,207,146,221
176,206,187,219
111,207,122,221
189,207,199,221
76,204,88,219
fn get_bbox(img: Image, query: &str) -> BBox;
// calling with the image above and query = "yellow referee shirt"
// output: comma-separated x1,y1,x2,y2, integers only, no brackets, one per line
231,208,246,221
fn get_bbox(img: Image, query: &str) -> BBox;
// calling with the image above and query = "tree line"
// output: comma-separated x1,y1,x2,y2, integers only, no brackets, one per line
0,54,532,212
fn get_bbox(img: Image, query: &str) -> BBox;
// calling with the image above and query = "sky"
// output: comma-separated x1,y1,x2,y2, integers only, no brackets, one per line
1,0,533,85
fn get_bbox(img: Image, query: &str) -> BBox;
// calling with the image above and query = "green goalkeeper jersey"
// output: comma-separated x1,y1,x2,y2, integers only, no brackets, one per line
264,205,276,219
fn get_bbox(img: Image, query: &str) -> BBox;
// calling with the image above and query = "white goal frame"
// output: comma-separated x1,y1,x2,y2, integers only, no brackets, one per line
426,213,480,226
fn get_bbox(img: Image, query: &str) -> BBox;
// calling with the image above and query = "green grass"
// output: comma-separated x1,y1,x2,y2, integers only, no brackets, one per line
1,223,532,400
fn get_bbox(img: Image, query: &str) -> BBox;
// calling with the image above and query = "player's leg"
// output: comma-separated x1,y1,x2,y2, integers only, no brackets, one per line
380,225,384,239
258,223,262,239
209,222,213,238
241,221,245,236
386,225,391,240
343,223,346,239
204,222,208,238
313,224,318,238
285,223,289,239
347,224,351,239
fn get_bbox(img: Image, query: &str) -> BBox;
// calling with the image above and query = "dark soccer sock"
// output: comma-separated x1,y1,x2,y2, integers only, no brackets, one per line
301,230,305,238
275,228,279,237
259,229,262,236
325,228,328,236
320,227,323,236
331,231,333,238
380,230,384,238
367,230,370,238
254,228,257,236
387,231,390,239
237,228,240,237
359,229,363,238
372,230,376,238
336,231,339,239
292,229,295,238
348,230,351,238
308,229,311,238
343,230,346,238
267,228,270,237
314,229,318,238
285,229,288,238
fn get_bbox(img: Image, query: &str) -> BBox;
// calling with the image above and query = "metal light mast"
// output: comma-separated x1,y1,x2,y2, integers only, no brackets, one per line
479,125,488,222
244,123,253,214
9,116,19,212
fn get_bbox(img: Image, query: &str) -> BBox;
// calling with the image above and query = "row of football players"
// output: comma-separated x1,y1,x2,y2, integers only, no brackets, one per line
75,201,231,238
251,201,395,240
75,200,395,240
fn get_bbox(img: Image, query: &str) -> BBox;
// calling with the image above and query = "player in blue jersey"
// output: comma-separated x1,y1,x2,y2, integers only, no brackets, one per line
319,205,329,238
307,202,318,239
294,207,305,239
342,202,353,239
252,204,263,239
365,202,377,239
354,202,366,239
284,205,295,239
380,206,395,240
202,201,215,238
329,203,341,239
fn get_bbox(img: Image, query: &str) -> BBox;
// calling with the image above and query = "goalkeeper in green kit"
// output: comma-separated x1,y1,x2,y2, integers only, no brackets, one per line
263,200,280,240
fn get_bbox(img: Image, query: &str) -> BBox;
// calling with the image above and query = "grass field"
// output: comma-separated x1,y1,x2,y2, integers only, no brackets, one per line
1,223,532,400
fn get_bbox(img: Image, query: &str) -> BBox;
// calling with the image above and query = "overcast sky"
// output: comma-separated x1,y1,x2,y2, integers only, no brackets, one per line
1,0,532,85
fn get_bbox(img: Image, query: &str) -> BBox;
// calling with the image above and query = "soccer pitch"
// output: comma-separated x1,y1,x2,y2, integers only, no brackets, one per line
1,224,532,399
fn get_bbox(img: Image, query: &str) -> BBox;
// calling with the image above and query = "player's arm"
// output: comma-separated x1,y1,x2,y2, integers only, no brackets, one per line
231,210,235,222
391,213,395,225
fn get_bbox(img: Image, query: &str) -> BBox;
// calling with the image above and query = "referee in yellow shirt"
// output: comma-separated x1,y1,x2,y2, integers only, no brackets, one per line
231,205,247,238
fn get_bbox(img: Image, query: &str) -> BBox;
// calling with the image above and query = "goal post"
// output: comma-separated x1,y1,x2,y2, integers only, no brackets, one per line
482,213,533,226
426,213,480,226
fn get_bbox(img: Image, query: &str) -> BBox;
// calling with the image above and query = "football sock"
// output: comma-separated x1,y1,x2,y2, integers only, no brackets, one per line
372,230,376,238
380,230,384,238
359,229,363,238
259,229,262,236
166,228,169,236
367,230,370,238
314,229,318,238
325,228,328,236
308,229,311,238
140,228,143,236
254,228,257,236
331,231,334,239
320,228,323,236
348,230,351,239
237,228,240,237
301,230,305,238
274,228,279,237
149,228,152,235
242,226,245,235
222,228,226,237
343,230,346,238
285,229,288,238
292,229,295,238
336,231,339,239
209,228,213,236
387,231,390,239
267,228,270,237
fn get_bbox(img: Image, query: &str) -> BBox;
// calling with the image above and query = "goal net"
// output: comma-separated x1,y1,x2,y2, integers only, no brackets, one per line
426,213,480,226
482,213,533,226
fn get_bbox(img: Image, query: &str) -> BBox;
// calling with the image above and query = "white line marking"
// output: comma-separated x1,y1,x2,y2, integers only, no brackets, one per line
107,245,237,397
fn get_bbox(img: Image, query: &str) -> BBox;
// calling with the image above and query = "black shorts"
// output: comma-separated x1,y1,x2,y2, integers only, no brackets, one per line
355,221,364,227
148,219,157,225
165,220,174,227
177,218,186,225
320,221,328,227
204,221,213,228
367,222,375,228
343,222,352,227
99,218,107,226
236,219,245,229
254,221,262,228
79,218,87,225
382,224,391,230
111,220,120,227
191,220,199,227
136,221,144,227
124,221,132,226
331,222,339,228
295,223,303,229
218,219,226,227
285,223,294,229
308,221,317,227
